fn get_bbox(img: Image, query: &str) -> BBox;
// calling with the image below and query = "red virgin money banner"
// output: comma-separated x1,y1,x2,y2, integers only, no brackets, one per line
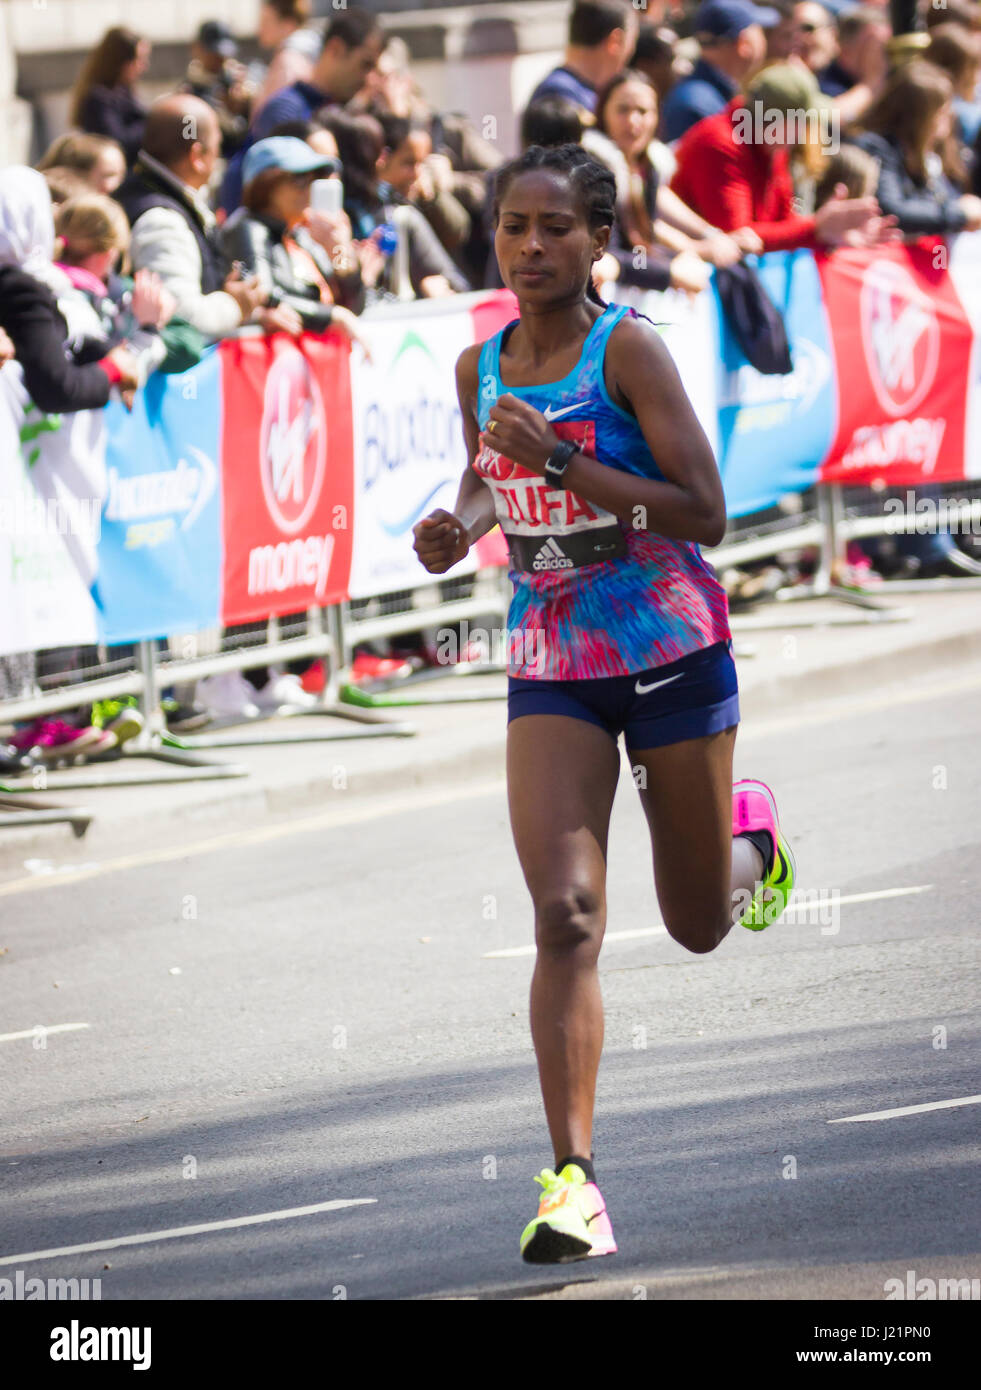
816,244,973,487
219,332,355,624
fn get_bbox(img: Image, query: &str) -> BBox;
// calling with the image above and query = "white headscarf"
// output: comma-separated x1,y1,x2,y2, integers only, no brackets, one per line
0,165,59,279
0,164,98,340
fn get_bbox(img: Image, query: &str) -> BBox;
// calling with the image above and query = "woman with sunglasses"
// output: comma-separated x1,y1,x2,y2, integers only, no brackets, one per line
219,135,369,345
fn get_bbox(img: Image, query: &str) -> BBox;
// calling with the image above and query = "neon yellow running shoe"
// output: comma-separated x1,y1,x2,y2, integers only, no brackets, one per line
733,778,797,931
520,1165,617,1263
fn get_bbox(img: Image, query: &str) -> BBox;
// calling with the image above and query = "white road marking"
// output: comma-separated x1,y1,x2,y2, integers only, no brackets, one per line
0,778,507,899
0,1198,378,1267
482,884,933,957
0,1023,90,1044
829,1095,981,1124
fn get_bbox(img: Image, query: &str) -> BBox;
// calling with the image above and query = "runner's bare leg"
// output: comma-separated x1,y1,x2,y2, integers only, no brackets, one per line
507,714,620,1166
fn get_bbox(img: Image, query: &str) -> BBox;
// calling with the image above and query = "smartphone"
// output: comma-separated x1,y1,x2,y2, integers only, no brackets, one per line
311,178,344,215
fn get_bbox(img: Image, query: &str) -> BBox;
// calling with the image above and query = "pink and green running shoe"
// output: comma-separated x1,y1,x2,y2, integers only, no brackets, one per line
733,778,797,931
520,1164,617,1263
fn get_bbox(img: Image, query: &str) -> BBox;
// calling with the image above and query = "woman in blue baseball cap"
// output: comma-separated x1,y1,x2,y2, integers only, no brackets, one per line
219,134,369,350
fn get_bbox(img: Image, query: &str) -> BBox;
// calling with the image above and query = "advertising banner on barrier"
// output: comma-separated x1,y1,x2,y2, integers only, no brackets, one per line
609,283,720,462
219,332,355,623
713,250,836,516
97,348,223,645
816,243,973,487
347,293,515,599
0,367,99,657
948,232,981,481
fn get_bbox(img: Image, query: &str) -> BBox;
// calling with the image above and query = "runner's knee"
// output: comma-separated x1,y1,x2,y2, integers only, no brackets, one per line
535,887,604,958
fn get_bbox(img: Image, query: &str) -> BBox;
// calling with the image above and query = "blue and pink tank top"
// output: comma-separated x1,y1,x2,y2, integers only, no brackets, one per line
472,302,732,681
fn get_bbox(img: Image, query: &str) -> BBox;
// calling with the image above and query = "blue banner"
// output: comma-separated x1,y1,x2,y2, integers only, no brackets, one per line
713,250,836,517
97,348,223,644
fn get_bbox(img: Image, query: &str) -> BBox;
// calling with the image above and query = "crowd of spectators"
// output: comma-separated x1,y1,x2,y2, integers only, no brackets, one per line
2,0,980,760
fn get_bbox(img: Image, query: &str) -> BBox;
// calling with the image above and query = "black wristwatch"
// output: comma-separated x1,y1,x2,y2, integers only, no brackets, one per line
543,439,578,489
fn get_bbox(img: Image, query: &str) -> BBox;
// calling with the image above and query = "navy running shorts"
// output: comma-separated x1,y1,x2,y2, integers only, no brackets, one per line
507,640,739,749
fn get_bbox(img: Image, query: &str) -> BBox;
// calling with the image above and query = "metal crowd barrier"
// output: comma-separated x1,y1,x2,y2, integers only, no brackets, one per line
2,480,980,833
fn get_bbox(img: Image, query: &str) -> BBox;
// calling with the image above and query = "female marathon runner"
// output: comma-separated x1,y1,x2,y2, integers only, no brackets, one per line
412,144,796,1265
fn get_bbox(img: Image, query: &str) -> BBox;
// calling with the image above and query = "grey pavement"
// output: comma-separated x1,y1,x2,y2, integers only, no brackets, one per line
0,593,979,1305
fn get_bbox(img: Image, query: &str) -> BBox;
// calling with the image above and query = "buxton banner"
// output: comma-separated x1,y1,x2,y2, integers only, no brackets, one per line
0,366,99,657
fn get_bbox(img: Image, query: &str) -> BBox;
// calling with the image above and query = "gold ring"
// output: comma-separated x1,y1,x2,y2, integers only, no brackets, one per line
488,419,498,434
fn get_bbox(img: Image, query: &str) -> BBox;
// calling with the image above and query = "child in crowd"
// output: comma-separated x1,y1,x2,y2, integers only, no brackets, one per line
53,193,174,386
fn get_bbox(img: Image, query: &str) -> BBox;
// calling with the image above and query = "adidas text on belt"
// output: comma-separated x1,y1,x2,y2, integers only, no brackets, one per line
509,525,627,573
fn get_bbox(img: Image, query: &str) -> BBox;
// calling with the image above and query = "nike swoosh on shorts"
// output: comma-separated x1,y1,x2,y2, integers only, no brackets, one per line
634,672,684,695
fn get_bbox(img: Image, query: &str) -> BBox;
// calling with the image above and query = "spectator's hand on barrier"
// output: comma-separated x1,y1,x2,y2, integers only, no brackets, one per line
130,269,176,330
224,267,267,322
813,187,888,247
691,233,743,268
105,345,140,411
258,303,304,336
669,251,710,296
329,305,373,363
0,327,15,364
956,195,981,232
420,274,455,298
730,227,764,256
413,509,471,574
840,212,901,248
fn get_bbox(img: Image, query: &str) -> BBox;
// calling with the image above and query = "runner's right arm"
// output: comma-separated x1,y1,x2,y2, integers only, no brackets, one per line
413,342,497,574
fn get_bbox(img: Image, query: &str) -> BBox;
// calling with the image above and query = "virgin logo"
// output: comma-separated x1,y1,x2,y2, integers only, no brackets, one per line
259,348,327,535
860,261,940,418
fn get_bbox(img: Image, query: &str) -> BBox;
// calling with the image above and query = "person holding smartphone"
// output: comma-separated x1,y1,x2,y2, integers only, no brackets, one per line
218,135,369,347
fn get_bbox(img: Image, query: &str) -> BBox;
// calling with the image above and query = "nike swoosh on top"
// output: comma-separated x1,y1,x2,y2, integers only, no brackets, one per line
634,672,684,695
543,400,590,421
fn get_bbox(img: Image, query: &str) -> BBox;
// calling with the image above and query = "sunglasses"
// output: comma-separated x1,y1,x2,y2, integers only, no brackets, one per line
796,21,829,33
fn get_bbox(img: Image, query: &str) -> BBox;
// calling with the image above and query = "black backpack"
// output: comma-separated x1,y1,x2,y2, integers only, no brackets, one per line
714,261,793,376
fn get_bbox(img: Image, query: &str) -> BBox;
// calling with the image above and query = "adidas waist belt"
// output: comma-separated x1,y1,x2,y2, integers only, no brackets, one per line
508,525,628,572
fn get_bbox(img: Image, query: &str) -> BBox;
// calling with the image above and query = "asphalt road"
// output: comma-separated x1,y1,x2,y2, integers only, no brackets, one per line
1,657,980,1304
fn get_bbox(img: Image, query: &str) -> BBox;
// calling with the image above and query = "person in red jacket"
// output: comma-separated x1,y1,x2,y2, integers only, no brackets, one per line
671,62,899,250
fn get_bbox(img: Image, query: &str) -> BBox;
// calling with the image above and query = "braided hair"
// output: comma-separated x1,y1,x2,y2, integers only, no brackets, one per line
492,143,617,305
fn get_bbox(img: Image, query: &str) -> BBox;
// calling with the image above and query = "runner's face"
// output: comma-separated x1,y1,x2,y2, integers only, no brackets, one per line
495,170,608,306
